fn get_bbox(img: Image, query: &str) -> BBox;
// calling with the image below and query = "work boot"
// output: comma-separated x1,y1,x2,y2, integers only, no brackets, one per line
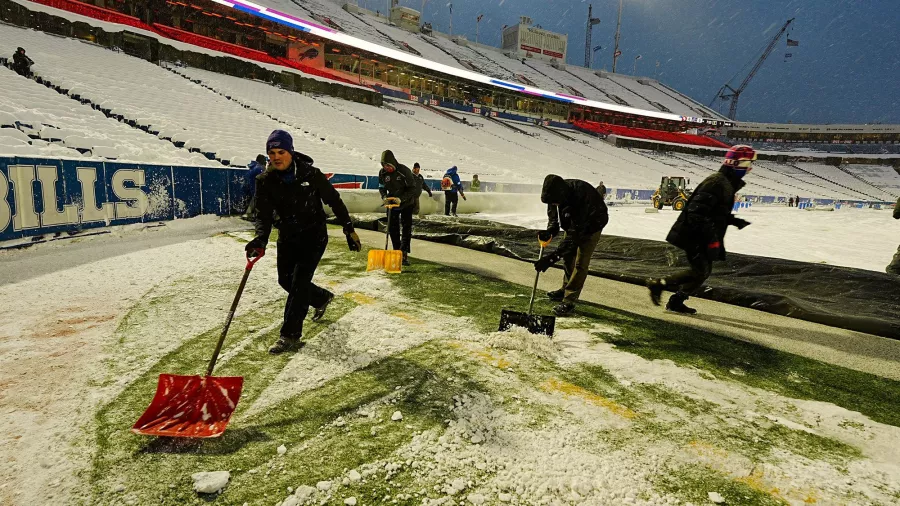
269,335,301,354
552,302,576,317
647,278,665,306
666,292,697,315
546,289,565,302
402,252,410,266
311,292,334,322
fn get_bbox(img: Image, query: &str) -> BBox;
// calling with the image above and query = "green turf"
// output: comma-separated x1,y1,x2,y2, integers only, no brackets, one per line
78,232,900,504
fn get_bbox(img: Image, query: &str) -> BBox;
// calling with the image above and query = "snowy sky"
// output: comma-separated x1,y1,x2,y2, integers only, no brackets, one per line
368,0,900,124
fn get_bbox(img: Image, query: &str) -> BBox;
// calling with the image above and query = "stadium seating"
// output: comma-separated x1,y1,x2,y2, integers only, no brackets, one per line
573,120,731,148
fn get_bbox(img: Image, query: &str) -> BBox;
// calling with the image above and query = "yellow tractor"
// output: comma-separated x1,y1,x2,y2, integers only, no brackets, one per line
651,176,691,211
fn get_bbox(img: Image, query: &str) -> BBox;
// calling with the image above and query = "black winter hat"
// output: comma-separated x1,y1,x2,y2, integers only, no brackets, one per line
541,174,570,205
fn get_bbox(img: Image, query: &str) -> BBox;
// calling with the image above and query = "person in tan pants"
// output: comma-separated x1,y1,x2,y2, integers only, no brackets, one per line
534,175,609,316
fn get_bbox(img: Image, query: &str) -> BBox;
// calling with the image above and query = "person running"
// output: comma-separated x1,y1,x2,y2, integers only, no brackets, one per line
379,150,419,265
246,130,361,354
441,166,466,216
646,145,756,314
534,174,609,316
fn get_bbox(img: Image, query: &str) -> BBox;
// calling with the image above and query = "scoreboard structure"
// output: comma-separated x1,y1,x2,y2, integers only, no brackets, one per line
501,16,568,63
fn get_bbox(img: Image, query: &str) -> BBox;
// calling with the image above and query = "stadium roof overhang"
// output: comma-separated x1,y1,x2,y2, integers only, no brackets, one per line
211,0,703,124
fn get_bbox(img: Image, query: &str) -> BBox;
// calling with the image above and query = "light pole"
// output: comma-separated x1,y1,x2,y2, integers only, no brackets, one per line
632,54,641,75
612,0,623,73
476,14,483,44
448,3,453,36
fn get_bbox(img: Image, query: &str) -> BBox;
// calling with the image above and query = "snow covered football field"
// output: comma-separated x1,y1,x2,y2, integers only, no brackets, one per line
1,217,900,506
476,205,900,273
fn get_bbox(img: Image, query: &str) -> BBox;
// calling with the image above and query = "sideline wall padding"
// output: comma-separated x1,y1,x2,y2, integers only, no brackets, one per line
0,156,247,241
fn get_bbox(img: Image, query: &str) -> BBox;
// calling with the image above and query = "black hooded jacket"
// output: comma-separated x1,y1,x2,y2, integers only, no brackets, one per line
542,175,608,254
666,165,746,259
12,49,33,75
378,150,419,210
253,151,352,246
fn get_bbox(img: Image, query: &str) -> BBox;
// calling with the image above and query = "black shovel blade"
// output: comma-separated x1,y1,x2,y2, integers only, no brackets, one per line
499,309,556,337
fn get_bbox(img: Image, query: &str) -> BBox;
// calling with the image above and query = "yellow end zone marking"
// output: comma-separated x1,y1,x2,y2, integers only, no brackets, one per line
344,292,376,305
391,312,425,325
541,378,637,419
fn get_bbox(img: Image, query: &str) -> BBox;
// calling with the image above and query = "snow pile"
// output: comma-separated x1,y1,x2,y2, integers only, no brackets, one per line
191,471,230,494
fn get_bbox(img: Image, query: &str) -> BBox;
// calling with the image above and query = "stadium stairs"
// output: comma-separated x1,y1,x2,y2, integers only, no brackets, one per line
790,164,884,202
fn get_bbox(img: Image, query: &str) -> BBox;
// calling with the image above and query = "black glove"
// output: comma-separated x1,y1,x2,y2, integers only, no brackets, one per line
343,224,361,252
732,218,751,230
537,230,554,243
534,253,559,273
245,237,265,257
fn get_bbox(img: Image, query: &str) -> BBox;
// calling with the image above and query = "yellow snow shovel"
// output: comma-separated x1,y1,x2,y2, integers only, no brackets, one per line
367,198,403,274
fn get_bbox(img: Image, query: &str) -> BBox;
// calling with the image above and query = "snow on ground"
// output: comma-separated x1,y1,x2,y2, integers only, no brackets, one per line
2,217,900,505
0,217,278,504
474,205,899,272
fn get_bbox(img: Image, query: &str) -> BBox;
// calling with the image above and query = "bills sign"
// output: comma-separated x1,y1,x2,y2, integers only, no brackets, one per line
0,157,248,242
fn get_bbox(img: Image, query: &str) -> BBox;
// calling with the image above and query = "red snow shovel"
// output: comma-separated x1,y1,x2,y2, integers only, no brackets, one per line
498,237,556,337
132,250,265,438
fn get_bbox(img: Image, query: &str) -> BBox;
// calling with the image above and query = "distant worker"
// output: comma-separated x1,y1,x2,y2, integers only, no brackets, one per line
241,154,266,218
379,150,419,265
246,130,361,354
788,196,794,207
471,174,481,192
534,174,609,317
12,47,34,77
796,195,801,208
412,162,433,217
596,180,607,201
441,166,466,217
646,145,756,314
888,196,900,275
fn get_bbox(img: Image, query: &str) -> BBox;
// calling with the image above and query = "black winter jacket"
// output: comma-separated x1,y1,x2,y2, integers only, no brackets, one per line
12,51,33,74
253,151,352,246
414,173,432,197
378,150,419,210
666,166,746,260
542,175,608,255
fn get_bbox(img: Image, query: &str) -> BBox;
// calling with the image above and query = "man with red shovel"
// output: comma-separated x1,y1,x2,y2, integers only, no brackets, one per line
247,130,362,353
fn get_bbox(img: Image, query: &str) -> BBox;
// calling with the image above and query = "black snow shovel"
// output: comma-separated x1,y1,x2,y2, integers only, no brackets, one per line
498,237,556,337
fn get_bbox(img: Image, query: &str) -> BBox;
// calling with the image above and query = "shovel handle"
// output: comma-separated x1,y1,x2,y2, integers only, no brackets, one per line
527,244,544,316
205,253,259,377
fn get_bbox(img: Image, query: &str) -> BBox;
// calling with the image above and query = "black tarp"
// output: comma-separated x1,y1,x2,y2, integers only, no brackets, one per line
340,214,900,339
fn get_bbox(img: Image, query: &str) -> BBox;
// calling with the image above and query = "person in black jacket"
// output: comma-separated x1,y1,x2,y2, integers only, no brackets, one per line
379,150,419,265
412,162,433,216
887,196,900,275
12,47,34,77
246,130,361,354
534,174,610,316
596,181,607,201
646,145,755,314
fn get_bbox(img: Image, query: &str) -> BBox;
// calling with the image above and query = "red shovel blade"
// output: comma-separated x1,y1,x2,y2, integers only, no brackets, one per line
132,374,244,438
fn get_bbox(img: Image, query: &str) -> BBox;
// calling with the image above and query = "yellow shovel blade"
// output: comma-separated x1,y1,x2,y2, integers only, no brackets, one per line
367,249,386,271
384,250,403,274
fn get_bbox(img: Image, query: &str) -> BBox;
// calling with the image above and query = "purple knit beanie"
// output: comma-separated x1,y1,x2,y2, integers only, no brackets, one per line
266,130,294,153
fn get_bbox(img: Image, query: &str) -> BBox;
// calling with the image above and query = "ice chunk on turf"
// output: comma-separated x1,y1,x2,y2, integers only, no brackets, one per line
191,471,230,494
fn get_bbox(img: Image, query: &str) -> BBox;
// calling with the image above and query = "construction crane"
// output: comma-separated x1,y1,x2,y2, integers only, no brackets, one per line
711,18,794,120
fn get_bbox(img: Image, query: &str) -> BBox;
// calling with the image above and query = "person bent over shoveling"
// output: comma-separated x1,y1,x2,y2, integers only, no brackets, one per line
534,174,609,317
246,130,361,354
646,145,756,314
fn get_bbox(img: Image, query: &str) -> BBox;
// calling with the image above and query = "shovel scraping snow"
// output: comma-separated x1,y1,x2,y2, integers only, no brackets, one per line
132,251,263,438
